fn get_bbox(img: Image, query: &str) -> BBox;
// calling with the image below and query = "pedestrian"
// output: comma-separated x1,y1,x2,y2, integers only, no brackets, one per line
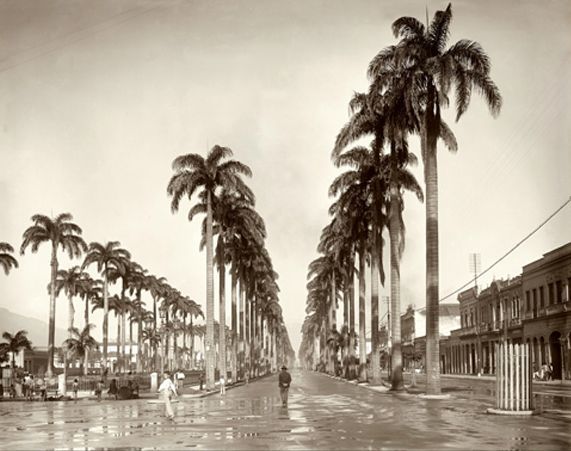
108,379,118,400
27,375,35,401
278,365,292,407
158,371,178,420
219,375,226,395
95,380,104,401
0,382,3,400
72,378,79,400
199,372,204,391
37,377,46,402
176,369,185,392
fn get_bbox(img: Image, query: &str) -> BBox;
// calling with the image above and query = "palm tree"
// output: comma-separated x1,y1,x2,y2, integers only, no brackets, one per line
0,243,18,275
20,213,87,377
80,276,102,330
62,324,98,376
369,4,502,394
82,241,130,373
167,145,253,390
0,330,32,368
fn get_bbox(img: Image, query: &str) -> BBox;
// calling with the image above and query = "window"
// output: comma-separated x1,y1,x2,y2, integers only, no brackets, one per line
556,280,562,303
539,286,544,308
532,288,537,310
548,283,554,305
526,290,530,311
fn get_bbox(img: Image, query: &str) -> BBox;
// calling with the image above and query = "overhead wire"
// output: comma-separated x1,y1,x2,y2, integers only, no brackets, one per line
439,195,571,303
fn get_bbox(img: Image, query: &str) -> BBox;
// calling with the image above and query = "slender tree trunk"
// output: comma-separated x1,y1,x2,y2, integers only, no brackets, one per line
84,348,89,377
103,269,109,373
128,317,133,372
218,240,227,383
205,190,215,390
371,239,381,385
244,289,250,379
425,87,441,395
182,314,187,370
63,293,74,394
331,275,338,375
239,279,245,380
349,261,356,379
47,243,58,378
116,313,121,373
390,189,404,390
343,279,349,378
137,316,143,373
190,316,194,369
358,248,367,382
165,309,170,371
153,296,158,371
231,260,238,383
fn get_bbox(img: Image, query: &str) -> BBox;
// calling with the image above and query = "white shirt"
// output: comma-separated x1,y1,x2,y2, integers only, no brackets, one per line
158,378,177,395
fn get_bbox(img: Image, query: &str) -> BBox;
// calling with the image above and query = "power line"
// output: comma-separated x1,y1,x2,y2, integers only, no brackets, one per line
439,195,571,303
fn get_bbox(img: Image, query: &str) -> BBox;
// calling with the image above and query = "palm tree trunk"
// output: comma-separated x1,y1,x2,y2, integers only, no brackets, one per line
425,88,441,395
103,269,109,373
47,243,58,378
182,314,187,369
349,260,356,379
370,239,381,385
231,260,238,383
116,313,121,373
120,284,126,373
239,279,245,380
390,189,404,390
358,248,367,382
218,240,227,383
205,190,215,390
137,316,143,373
329,275,337,375
342,279,349,377
63,293,74,391
128,317,133,372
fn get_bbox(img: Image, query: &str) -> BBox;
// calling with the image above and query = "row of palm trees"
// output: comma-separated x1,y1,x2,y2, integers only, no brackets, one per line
2,214,204,377
167,145,295,391
299,3,501,394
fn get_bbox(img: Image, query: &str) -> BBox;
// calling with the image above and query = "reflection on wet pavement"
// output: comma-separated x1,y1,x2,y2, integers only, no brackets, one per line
0,370,570,449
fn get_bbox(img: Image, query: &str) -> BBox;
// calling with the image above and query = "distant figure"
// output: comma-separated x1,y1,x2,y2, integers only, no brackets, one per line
176,370,185,392
278,365,292,407
158,371,178,420
72,378,79,400
219,375,226,395
0,382,3,399
27,375,35,401
199,372,204,391
108,379,118,400
95,380,104,401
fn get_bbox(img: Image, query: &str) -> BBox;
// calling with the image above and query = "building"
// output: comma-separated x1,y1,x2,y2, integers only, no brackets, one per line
445,242,571,380
401,303,460,372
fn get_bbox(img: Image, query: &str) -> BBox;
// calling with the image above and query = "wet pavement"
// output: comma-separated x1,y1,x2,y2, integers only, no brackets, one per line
0,370,570,450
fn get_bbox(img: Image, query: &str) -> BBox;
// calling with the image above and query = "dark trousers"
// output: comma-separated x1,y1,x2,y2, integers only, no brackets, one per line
280,386,289,405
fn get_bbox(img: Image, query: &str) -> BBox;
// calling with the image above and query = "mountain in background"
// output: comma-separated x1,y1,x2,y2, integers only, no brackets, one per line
0,307,67,348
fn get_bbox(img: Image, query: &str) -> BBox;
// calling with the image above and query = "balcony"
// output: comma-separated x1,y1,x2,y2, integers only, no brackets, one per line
509,318,522,327
459,325,478,336
523,311,534,320
478,323,491,333
545,301,570,316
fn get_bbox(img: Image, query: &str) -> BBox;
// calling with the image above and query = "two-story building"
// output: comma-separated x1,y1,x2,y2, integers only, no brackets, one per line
446,242,571,379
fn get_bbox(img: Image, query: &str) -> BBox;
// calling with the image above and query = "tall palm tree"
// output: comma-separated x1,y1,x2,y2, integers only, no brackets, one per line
0,330,32,368
369,4,502,394
167,145,253,390
0,243,18,275
62,324,98,376
20,213,87,377
80,276,102,330
82,241,130,372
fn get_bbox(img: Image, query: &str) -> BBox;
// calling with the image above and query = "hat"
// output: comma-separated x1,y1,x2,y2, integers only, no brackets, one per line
281,365,287,370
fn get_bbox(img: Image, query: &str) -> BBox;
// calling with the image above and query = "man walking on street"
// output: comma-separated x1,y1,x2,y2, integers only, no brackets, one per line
278,365,291,407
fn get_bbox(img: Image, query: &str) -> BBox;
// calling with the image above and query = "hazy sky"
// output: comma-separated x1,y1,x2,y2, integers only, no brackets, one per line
1,0,570,354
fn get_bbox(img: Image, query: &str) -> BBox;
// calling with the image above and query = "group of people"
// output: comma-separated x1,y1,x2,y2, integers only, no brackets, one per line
0,373,48,401
156,365,293,420
533,362,555,381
